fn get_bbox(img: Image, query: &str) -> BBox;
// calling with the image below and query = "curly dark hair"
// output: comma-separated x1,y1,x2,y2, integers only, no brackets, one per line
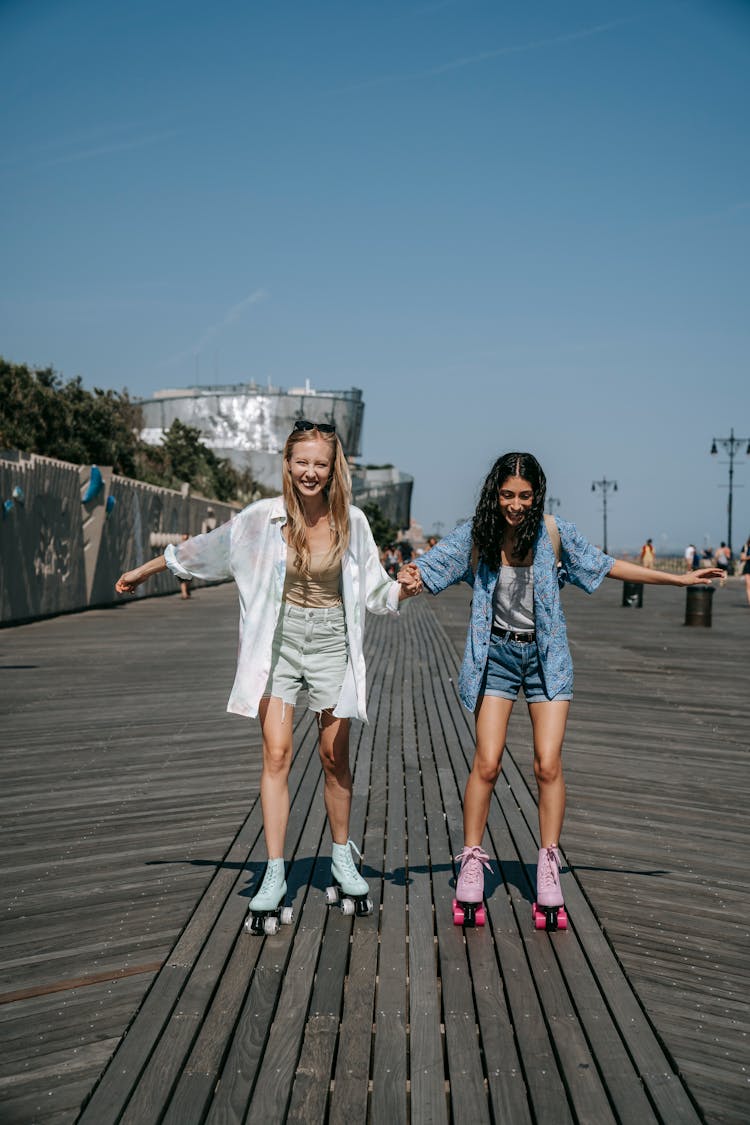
472,452,546,570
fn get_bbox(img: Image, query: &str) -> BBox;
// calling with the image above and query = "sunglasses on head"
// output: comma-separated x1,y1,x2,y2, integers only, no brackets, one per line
293,419,336,434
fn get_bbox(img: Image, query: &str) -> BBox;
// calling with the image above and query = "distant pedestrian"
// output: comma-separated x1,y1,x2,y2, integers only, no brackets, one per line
639,538,655,568
400,451,721,932
684,544,696,571
178,534,192,599
201,506,218,535
741,535,750,605
714,542,731,586
383,544,401,578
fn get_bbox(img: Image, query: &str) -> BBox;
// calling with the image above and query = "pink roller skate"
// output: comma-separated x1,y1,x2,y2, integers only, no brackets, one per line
452,845,492,927
532,845,568,931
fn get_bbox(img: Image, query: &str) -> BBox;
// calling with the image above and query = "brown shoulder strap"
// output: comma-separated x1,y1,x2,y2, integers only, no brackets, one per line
471,542,479,577
544,514,561,563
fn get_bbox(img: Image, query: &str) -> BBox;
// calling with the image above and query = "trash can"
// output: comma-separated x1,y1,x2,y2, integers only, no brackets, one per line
684,585,714,627
621,581,643,608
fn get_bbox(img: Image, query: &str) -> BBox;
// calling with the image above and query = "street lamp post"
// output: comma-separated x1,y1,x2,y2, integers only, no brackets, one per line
591,477,618,554
710,428,750,553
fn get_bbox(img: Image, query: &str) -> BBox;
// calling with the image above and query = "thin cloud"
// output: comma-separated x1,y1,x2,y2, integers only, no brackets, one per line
330,17,633,94
408,0,473,15
159,289,269,369
42,129,181,167
0,120,181,172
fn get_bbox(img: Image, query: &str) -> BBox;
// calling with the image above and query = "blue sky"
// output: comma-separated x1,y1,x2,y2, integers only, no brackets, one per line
2,0,749,551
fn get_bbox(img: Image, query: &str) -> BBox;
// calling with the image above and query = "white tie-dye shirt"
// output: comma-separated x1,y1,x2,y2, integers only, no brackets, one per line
164,496,400,721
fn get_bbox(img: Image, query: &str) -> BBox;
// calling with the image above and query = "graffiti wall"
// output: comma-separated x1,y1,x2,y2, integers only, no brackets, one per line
0,451,239,626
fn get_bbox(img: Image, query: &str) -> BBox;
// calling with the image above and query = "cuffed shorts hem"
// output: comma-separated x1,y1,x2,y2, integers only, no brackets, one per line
482,687,573,703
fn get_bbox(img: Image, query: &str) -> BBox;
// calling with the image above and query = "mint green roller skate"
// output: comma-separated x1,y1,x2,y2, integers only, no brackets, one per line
245,858,293,936
325,840,373,917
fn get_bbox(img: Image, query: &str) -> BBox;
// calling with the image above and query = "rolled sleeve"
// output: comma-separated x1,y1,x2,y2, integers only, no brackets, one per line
164,543,193,580
558,519,615,593
416,522,474,594
165,519,234,582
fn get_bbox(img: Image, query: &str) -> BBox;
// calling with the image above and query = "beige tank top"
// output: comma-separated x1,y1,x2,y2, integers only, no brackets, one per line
283,547,343,607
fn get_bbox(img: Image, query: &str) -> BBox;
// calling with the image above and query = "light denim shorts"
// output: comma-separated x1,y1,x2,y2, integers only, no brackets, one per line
264,602,348,713
482,633,572,703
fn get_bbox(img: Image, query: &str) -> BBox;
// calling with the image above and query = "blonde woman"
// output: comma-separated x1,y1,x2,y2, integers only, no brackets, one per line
115,421,420,934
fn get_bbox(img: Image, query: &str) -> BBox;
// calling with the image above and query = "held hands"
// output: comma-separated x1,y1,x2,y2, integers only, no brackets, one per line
680,567,724,587
397,563,423,599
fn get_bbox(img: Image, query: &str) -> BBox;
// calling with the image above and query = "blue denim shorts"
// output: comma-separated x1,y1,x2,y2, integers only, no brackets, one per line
483,633,572,703
265,602,348,713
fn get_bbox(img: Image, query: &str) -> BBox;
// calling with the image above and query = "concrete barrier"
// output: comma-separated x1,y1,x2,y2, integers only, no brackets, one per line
0,450,239,625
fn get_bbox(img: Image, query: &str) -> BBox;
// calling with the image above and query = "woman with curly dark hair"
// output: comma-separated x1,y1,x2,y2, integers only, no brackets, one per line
408,452,721,930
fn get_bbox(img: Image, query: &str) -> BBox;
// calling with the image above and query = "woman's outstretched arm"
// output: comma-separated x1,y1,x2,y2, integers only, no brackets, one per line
115,555,168,594
607,560,723,587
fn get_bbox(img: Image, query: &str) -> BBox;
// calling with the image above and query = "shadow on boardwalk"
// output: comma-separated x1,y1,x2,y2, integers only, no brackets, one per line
1,580,747,1123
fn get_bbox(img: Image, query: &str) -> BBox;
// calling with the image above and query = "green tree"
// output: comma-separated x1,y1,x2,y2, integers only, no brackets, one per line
361,501,397,549
0,358,142,475
0,357,272,504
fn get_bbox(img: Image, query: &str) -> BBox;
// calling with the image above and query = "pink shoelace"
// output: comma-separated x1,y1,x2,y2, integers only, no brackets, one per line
454,845,492,889
538,846,562,893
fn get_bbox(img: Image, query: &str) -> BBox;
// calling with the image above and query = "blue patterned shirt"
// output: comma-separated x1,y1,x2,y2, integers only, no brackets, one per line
416,518,614,711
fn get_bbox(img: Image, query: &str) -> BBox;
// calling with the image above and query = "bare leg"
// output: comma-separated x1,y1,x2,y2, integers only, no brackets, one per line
464,696,515,845
258,696,295,858
745,573,750,605
317,710,352,844
528,700,570,846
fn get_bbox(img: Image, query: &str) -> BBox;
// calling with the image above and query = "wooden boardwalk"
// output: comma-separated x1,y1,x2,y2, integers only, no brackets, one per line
0,578,747,1123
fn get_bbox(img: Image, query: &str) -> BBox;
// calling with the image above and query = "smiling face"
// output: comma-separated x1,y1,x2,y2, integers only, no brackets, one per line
498,475,534,530
287,437,334,502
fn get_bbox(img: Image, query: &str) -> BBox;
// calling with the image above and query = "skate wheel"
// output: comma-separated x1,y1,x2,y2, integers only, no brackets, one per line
452,899,465,926
280,906,294,926
533,910,548,930
245,913,264,936
340,897,355,916
475,904,486,926
263,915,280,936
557,907,568,929
324,886,339,905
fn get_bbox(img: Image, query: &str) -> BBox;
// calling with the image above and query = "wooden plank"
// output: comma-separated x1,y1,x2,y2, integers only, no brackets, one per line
285,620,396,1123
168,741,327,1124
409,619,491,1124
328,619,396,1124
401,653,448,1125
371,620,408,1124
78,711,320,1124
411,606,572,1125
425,585,727,1124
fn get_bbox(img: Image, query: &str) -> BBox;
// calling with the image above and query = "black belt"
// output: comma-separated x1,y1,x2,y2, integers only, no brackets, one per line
492,628,536,643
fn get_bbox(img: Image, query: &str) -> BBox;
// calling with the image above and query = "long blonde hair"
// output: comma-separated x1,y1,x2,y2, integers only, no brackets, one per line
282,427,352,575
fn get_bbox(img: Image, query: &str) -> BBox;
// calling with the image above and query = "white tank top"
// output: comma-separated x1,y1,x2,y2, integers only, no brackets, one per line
492,565,535,631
